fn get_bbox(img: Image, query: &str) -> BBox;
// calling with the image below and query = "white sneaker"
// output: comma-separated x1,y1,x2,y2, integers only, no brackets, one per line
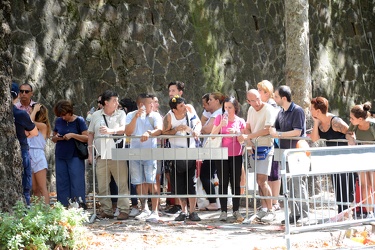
261,210,276,223
233,211,244,222
145,211,160,222
366,212,375,219
135,210,151,221
129,207,140,217
113,208,120,217
256,210,267,219
218,211,227,221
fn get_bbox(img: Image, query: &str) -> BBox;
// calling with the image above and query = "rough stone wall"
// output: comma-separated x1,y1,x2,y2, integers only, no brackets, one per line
8,0,375,192
0,0,24,211
10,0,286,117
309,1,375,119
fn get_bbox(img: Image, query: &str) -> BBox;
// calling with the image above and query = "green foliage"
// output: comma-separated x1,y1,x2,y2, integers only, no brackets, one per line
0,198,89,250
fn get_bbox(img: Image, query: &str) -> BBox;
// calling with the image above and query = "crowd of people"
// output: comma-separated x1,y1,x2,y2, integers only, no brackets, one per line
10,79,375,224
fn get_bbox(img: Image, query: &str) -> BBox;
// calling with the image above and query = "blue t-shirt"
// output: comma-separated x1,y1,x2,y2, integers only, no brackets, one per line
53,116,87,159
13,105,36,150
274,102,306,149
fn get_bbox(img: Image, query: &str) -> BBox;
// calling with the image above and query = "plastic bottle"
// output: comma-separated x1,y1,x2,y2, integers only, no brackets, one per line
99,119,108,137
223,110,228,121
140,105,146,118
86,107,95,122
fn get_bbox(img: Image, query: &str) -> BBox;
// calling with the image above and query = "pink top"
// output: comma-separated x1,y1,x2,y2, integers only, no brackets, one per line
214,114,246,156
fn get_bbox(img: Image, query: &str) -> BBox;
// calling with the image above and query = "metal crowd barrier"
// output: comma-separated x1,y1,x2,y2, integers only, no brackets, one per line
86,134,375,249
275,138,375,249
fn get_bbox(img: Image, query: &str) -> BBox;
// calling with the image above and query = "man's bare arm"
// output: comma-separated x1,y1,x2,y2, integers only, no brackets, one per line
162,114,177,135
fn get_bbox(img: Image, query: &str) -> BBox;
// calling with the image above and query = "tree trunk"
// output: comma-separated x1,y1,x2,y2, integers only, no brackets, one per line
0,0,23,212
285,0,312,114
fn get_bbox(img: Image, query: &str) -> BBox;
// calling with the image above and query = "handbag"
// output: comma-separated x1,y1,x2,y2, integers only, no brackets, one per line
74,139,88,160
74,120,88,160
251,146,272,160
203,115,223,148
203,137,222,148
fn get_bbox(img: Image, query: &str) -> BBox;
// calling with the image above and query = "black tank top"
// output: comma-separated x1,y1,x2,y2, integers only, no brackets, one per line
318,116,346,146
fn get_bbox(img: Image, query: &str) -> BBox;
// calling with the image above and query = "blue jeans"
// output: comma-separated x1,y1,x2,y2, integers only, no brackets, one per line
21,148,32,206
55,156,86,207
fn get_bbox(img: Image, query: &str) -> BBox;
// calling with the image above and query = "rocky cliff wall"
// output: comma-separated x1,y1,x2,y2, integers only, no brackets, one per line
9,0,375,192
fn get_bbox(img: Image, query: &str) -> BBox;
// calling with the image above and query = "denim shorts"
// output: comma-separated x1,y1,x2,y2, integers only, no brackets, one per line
129,160,157,185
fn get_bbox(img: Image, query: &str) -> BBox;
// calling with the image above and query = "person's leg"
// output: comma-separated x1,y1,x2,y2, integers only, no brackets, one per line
109,174,118,210
359,172,370,214
68,157,86,204
175,168,188,214
187,160,198,214
32,172,38,197
200,160,217,204
34,169,50,205
111,160,129,214
227,156,242,212
96,158,112,214
216,159,229,212
144,160,158,212
268,160,281,208
21,149,32,206
55,157,70,207
256,174,272,210
291,176,309,218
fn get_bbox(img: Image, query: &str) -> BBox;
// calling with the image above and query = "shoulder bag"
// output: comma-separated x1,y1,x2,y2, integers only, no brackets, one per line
74,119,89,160
203,115,222,148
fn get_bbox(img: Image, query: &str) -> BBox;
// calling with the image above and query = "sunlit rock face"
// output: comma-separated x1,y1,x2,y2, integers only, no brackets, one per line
9,0,375,192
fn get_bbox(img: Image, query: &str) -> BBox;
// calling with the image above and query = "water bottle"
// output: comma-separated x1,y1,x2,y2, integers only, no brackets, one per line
86,107,95,122
99,119,108,137
140,105,146,118
223,111,228,121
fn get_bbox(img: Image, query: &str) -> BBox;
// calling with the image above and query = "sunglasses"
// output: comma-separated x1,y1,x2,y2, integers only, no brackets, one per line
20,90,31,94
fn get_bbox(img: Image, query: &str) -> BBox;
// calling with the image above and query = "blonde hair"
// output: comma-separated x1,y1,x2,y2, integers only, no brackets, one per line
257,80,274,98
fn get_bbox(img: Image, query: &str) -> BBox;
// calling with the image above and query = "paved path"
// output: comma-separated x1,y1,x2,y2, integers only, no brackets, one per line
84,207,371,249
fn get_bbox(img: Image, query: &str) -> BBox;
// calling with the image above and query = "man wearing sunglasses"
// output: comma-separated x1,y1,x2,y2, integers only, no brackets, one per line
15,83,36,114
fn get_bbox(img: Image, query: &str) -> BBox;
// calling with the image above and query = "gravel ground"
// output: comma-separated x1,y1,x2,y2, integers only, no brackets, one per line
83,205,373,249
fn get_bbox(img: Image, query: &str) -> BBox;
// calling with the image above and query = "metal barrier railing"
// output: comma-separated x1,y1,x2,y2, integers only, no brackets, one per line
86,134,375,249
277,140,375,249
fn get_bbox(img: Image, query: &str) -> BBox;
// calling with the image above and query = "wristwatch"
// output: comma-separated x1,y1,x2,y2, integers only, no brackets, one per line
278,132,282,137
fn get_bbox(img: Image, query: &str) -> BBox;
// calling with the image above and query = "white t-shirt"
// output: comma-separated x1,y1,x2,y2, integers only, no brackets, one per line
88,109,126,152
125,111,163,148
246,103,276,147
168,110,198,148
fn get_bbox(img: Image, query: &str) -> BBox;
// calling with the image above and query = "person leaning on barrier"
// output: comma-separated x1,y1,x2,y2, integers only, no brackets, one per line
269,85,308,225
242,89,277,223
346,101,375,219
164,81,198,215
200,93,211,127
257,80,282,211
199,92,226,211
162,95,202,222
310,96,355,214
87,90,130,220
212,96,246,222
125,93,163,222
